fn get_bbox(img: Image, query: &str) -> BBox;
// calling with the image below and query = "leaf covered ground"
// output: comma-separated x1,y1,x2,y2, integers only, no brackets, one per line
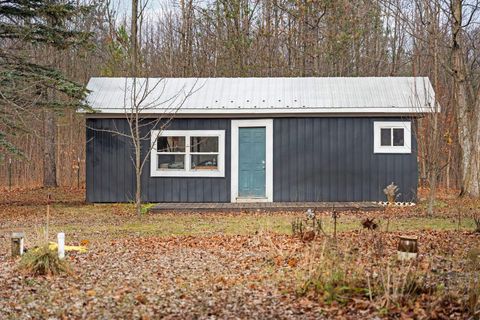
0,187,479,319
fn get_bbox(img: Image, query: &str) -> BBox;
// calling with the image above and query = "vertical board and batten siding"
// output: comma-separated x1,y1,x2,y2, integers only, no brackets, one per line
86,117,417,203
273,117,418,202
86,118,231,203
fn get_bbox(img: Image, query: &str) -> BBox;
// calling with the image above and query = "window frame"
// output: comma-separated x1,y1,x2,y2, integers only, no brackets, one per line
150,130,225,177
373,121,412,154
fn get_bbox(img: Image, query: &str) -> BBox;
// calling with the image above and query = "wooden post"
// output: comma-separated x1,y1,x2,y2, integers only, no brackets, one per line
46,193,52,243
58,233,65,259
11,232,25,257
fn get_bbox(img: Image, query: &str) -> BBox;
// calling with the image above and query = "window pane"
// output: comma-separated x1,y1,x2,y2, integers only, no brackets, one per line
190,136,218,153
157,136,185,152
380,128,391,146
393,128,404,146
191,155,218,170
158,154,185,170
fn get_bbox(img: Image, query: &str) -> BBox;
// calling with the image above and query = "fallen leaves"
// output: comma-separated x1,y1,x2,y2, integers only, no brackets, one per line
86,289,96,297
135,294,147,304
0,188,479,319
1,230,478,319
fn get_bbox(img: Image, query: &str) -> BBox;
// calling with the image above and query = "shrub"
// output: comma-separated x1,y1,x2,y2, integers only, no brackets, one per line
19,245,70,276
383,182,400,203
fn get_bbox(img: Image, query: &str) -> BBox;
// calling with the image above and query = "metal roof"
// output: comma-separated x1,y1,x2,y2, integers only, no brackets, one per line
85,77,436,115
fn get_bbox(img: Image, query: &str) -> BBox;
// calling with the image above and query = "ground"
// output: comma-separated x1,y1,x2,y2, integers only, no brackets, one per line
0,188,479,319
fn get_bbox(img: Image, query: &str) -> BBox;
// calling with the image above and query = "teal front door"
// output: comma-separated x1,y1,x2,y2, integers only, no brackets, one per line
238,127,266,198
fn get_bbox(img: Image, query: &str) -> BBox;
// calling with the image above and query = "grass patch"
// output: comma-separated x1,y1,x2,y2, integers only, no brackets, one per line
47,214,475,239
105,214,295,236
141,203,155,215
417,199,449,210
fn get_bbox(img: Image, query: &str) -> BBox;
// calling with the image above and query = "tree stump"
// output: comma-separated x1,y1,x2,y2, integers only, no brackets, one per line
397,236,418,260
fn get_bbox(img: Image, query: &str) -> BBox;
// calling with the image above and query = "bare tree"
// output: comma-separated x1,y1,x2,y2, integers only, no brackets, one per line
88,78,199,215
126,78,198,215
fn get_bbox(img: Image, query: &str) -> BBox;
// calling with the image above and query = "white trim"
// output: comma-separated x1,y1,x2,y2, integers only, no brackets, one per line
373,121,412,154
231,119,273,203
84,112,426,119
83,107,434,115
150,130,225,177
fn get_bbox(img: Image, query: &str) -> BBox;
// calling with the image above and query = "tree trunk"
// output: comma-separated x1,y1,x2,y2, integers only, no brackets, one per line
131,0,142,215
134,92,141,216
43,110,57,187
135,144,141,216
131,0,138,74
451,0,480,197
427,0,440,215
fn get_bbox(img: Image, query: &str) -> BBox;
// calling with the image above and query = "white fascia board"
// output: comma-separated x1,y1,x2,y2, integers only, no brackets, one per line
83,106,435,115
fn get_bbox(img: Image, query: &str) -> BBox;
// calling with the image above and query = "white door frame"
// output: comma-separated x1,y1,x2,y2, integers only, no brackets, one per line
231,119,273,203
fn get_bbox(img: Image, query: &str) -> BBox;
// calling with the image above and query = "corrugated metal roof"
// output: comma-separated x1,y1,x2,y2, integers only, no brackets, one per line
85,77,436,115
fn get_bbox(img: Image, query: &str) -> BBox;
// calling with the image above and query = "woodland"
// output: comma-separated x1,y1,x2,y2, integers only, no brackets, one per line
0,0,480,319
0,0,479,201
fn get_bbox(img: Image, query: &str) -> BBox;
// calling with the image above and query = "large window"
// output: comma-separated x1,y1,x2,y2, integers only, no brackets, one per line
373,121,411,154
150,130,225,177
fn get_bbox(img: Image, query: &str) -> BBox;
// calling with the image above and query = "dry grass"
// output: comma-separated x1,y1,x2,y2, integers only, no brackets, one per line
19,245,70,276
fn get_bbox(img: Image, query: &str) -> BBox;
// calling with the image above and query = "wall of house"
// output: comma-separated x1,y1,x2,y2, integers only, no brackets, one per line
86,118,231,202
86,117,417,203
273,117,417,202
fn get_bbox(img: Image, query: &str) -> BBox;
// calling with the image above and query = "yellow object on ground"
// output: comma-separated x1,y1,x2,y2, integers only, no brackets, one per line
48,242,88,253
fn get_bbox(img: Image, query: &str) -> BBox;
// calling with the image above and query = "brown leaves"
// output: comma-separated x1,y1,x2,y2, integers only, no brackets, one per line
135,294,147,304
1,188,479,318
0,228,477,319
86,289,96,297
287,258,298,268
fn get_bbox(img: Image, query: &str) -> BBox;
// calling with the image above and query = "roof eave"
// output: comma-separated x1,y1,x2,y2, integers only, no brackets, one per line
81,107,435,118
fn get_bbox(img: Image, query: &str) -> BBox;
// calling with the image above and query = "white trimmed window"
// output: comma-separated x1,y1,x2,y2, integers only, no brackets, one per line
150,130,225,177
373,121,411,154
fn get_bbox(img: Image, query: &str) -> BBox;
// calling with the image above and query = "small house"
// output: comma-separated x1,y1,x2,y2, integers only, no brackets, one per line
84,77,436,203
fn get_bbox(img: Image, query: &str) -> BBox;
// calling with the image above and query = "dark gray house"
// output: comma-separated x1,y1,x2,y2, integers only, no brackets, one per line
84,77,436,203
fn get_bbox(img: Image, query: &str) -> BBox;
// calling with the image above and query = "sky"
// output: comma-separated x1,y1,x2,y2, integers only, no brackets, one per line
112,0,179,19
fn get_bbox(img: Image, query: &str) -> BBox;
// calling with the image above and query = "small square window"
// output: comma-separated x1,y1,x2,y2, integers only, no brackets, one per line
374,121,411,154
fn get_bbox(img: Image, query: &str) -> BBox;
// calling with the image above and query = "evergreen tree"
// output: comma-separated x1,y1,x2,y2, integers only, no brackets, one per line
0,0,92,159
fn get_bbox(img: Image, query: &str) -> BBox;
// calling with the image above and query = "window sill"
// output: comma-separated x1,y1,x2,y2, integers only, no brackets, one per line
150,170,225,178
374,147,411,154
